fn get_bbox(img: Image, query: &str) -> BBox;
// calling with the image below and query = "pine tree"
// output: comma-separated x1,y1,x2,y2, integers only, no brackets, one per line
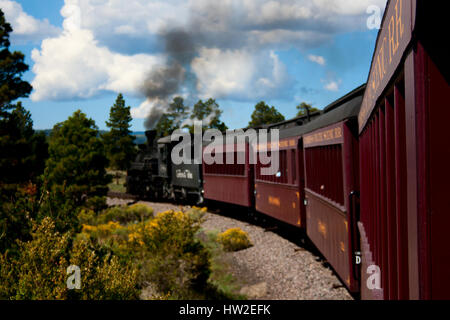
248,101,285,127
102,94,136,170
155,96,190,138
0,10,40,187
296,102,319,118
44,110,111,207
0,10,32,112
189,98,228,133
0,10,47,252
0,102,48,187
0,12,48,190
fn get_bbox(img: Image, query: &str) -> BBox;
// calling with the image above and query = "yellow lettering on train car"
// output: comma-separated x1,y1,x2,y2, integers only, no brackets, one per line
344,221,348,233
305,126,342,146
268,196,281,207
340,241,346,253
292,202,296,209
318,220,327,238
359,0,406,132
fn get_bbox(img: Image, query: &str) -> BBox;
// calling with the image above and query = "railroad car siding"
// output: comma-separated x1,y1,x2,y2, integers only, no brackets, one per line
358,0,450,300
254,135,306,228
303,119,361,293
202,140,254,207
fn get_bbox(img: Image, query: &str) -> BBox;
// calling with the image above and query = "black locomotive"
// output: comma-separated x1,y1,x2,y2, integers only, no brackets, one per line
126,130,203,204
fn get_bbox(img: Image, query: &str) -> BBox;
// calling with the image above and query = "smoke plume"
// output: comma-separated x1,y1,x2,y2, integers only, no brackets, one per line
142,28,199,129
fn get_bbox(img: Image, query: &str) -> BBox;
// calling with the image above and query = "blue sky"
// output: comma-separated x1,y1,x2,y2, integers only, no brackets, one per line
2,0,386,131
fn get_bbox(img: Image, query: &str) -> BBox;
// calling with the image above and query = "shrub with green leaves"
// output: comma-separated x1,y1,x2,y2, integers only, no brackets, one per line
131,210,210,298
78,204,154,226
0,217,139,300
79,207,211,299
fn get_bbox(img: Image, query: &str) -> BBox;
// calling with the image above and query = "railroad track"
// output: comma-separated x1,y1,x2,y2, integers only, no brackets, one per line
107,191,137,201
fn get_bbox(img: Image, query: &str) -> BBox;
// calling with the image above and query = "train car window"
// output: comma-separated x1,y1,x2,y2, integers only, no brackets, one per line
305,145,344,206
204,151,246,176
256,150,289,185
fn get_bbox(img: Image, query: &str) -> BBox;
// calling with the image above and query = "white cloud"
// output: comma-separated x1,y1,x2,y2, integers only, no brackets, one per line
324,79,342,92
311,0,387,16
26,0,388,112
50,0,388,52
249,29,330,49
131,99,155,119
30,10,161,101
308,54,326,66
60,0,188,51
191,48,291,101
0,0,60,43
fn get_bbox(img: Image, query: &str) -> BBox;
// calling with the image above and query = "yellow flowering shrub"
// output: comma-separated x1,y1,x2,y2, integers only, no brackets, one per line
127,209,210,298
218,228,253,252
77,206,211,299
0,217,139,300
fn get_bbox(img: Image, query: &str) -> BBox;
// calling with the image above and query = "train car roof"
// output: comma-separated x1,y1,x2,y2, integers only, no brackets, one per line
263,111,322,130
278,84,366,140
158,84,365,145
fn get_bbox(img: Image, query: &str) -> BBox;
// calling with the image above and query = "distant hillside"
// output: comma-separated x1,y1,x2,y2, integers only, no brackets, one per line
133,133,147,145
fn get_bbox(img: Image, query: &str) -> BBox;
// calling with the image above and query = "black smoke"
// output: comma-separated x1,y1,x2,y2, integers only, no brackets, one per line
142,28,200,129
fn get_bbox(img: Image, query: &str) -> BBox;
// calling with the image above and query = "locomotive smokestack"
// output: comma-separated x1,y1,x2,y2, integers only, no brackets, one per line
145,130,158,146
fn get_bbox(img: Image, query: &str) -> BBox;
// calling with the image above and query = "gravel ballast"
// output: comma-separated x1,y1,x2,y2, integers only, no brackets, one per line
107,198,353,300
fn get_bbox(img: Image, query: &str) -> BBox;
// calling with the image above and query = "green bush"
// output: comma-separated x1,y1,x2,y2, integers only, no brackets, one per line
0,217,139,300
68,239,139,300
0,183,39,253
127,209,210,298
37,185,81,233
84,196,108,214
217,228,253,252
79,207,211,299
79,204,154,226
125,204,154,223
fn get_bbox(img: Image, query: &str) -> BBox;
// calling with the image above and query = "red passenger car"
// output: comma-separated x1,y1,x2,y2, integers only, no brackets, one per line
358,0,450,299
202,137,254,208
302,86,365,293
254,130,306,228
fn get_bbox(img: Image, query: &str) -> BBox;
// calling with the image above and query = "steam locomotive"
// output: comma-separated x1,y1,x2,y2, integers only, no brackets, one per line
126,130,203,204
127,0,450,300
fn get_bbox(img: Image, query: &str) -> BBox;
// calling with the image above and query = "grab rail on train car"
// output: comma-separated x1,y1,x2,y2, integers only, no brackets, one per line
349,190,361,282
